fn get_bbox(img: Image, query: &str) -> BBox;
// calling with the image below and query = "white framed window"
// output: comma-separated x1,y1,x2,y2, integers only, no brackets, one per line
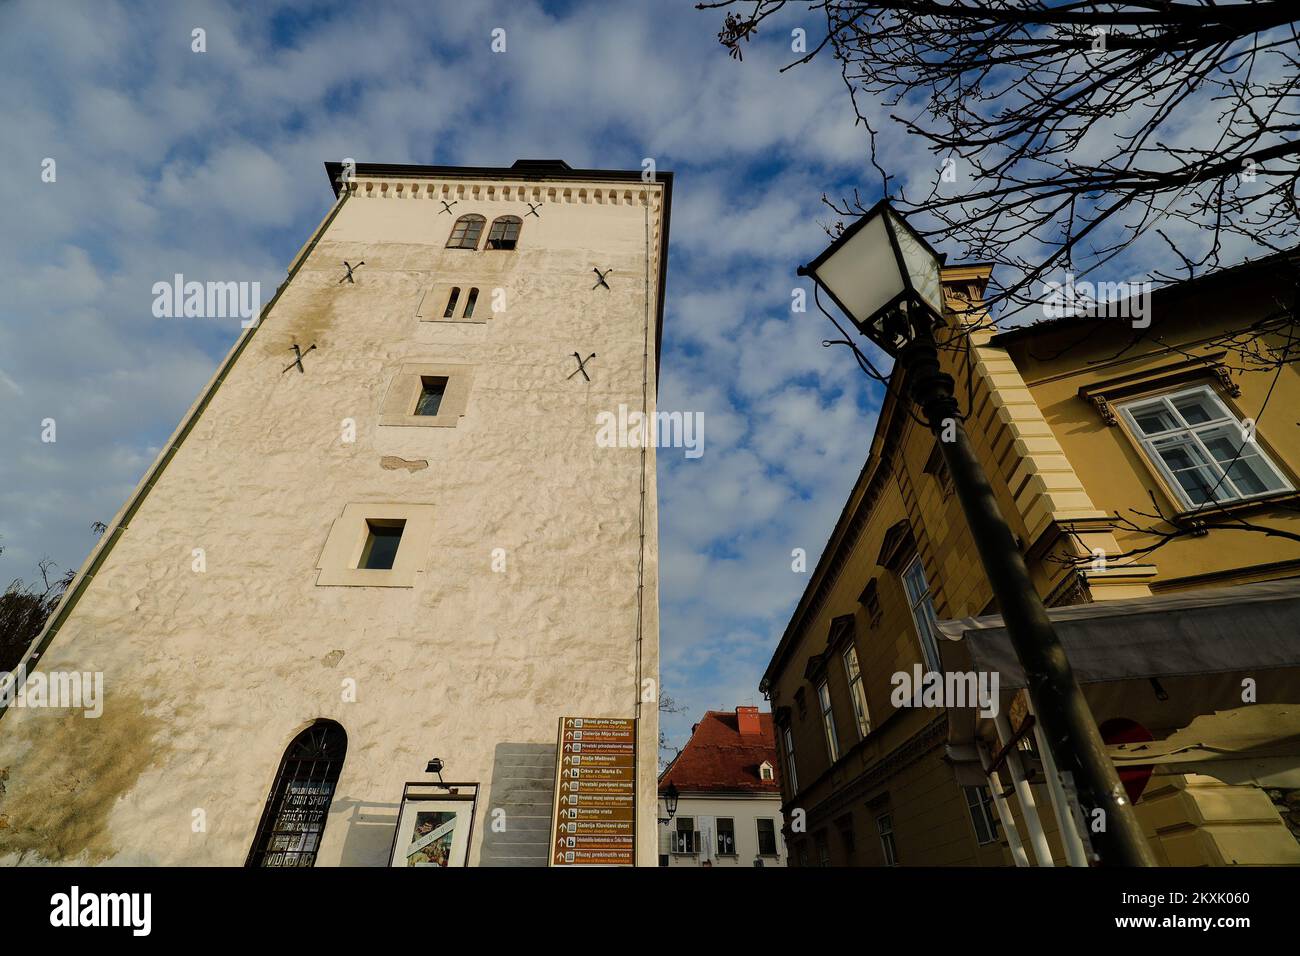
316,503,436,588
842,645,871,739
716,818,736,856
759,761,774,781
877,813,898,866
1118,385,1291,509
756,818,779,856
782,725,798,794
817,680,839,763
672,816,699,855
902,556,942,672
964,785,999,846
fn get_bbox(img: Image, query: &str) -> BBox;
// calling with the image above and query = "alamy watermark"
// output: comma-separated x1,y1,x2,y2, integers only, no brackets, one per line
152,273,262,328
1042,272,1151,328
0,664,103,718
595,404,704,459
891,664,999,718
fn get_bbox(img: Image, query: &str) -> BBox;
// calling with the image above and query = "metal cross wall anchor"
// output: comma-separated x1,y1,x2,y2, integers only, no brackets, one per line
282,343,317,374
592,267,613,290
526,202,542,218
339,260,365,284
439,200,459,215
567,352,596,381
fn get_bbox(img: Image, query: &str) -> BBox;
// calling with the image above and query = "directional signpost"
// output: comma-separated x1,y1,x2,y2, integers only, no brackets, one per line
550,717,637,867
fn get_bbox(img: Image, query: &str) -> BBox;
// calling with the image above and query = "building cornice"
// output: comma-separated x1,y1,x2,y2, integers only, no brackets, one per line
323,161,673,388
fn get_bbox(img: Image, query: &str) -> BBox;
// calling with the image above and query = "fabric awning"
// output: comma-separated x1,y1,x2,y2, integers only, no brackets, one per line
936,577,1300,690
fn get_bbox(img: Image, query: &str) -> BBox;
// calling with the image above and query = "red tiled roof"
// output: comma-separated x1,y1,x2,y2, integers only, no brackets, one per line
659,709,780,794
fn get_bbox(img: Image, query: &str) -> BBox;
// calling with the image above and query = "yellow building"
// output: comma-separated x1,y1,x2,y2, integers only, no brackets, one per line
763,254,1300,867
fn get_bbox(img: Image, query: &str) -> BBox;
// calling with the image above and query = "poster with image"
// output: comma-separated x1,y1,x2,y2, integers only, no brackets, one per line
389,790,476,868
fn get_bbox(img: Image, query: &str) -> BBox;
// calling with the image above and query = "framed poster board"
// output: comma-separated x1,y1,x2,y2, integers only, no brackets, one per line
387,782,479,868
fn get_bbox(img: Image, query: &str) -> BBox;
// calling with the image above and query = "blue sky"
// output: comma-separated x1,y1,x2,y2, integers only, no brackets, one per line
3,1,1272,754
0,0,904,752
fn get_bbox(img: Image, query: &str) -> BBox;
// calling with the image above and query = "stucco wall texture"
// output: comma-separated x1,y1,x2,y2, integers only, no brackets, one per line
0,170,665,866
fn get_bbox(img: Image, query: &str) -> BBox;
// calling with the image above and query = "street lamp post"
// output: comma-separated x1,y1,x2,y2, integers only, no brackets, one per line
659,782,680,826
798,200,1155,867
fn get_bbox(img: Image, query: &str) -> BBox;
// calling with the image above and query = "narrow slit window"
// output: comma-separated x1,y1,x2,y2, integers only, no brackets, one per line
443,287,461,318
414,376,448,417
463,287,479,319
359,519,405,571
485,215,522,250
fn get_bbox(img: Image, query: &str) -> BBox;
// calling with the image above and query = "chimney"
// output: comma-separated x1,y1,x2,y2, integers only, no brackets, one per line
736,706,761,737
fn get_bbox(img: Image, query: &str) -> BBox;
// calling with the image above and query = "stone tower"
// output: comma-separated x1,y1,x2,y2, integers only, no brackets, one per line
0,159,671,867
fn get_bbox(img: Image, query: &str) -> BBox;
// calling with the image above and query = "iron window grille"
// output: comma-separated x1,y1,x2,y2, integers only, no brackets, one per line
246,721,347,867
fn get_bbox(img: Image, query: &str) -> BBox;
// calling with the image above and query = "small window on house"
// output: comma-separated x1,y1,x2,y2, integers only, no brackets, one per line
877,813,898,866
485,215,522,250
843,645,871,739
462,287,479,319
673,816,698,854
924,442,955,495
414,377,448,417
359,520,405,570
447,214,485,250
838,816,856,856
902,555,943,672
818,680,839,763
1118,385,1291,508
964,785,999,846
442,287,461,318
757,818,778,856
759,762,774,781
717,818,736,856
782,725,798,794
858,578,882,623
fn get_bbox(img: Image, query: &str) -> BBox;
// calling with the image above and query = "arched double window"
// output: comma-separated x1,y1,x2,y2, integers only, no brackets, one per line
446,214,485,250
486,215,522,250
246,720,348,867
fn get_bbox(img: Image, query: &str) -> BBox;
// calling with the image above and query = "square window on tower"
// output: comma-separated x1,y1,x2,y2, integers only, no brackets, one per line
359,520,405,571
414,377,449,417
